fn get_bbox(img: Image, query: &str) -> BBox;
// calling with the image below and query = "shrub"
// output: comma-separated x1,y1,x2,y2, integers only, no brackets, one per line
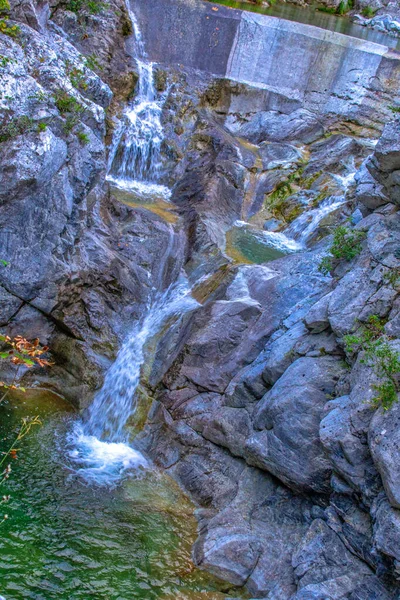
362,5,376,17
319,225,365,274
66,0,107,14
0,19,20,37
343,316,400,410
54,89,84,114
84,53,102,72
0,115,34,143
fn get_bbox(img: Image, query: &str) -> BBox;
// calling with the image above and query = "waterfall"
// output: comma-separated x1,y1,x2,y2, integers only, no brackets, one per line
107,2,170,199
67,8,193,485
68,278,198,484
84,279,198,442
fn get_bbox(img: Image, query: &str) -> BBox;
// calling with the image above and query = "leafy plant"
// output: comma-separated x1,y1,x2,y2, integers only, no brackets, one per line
343,316,400,410
53,90,85,134
362,5,376,17
0,19,20,38
37,122,47,132
65,61,88,90
84,53,102,72
77,130,89,144
54,89,83,114
0,115,34,143
319,225,366,274
383,267,400,289
389,105,400,113
66,0,107,14
0,335,53,403
0,54,14,67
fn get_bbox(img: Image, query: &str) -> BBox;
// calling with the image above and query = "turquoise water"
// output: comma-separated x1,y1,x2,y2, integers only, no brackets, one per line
0,394,243,600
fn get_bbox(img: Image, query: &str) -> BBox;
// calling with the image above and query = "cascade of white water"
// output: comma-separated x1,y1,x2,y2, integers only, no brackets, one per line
68,277,198,484
107,2,170,198
84,278,198,442
67,9,192,485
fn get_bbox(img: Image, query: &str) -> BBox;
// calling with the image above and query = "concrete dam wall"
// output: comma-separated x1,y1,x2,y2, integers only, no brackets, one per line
133,0,400,125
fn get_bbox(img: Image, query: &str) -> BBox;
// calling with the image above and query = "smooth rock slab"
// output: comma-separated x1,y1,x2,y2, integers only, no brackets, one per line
247,356,345,493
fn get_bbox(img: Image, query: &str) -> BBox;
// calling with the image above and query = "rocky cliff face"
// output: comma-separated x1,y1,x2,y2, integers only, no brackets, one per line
1,0,400,598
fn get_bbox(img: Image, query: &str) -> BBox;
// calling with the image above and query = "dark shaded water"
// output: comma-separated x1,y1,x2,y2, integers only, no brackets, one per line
208,0,400,50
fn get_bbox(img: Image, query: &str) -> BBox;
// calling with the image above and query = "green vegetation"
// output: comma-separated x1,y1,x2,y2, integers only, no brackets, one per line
383,267,400,289
344,316,400,410
362,5,376,17
0,55,15,67
77,130,89,144
0,115,33,143
0,116,48,142
66,0,107,14
65,60,89,91
54,89,84,114
0,0,20,38
84,53,102,72
317,0,353,14
265,167,305,222
319,225,366,274
53,90,85,134
389,105,400,113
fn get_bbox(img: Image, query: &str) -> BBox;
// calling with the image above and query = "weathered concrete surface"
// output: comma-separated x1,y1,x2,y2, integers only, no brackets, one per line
134,0,400,127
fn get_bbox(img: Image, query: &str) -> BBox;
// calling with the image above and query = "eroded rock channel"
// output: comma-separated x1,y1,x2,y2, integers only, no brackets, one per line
1,0,400,597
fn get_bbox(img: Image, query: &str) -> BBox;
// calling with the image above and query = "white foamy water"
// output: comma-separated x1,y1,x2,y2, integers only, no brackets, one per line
68,278,198,485
107,11,170,196
67,422,148,486
107,175,172,199
261,230,303,252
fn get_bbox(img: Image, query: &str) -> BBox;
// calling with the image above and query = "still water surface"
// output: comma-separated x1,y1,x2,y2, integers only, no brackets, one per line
208,0,400,50
0,394,243,600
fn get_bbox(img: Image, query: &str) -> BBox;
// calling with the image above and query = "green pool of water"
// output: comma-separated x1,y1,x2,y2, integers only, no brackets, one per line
207,0,400,50
0,394,243,600
226,224,286,264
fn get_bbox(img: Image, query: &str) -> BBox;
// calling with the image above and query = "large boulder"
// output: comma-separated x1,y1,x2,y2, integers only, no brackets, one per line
246,356,345,493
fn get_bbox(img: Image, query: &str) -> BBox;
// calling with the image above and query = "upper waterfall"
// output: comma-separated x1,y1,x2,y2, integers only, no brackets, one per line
107,1,170,198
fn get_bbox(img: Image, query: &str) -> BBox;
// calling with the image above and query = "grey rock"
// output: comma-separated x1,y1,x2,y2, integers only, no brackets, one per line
239,109,324,145
304,292,332,334
369,374,400,509
247,357,345,493
355,159,389,210
292,519,372,597
368,117,400,205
